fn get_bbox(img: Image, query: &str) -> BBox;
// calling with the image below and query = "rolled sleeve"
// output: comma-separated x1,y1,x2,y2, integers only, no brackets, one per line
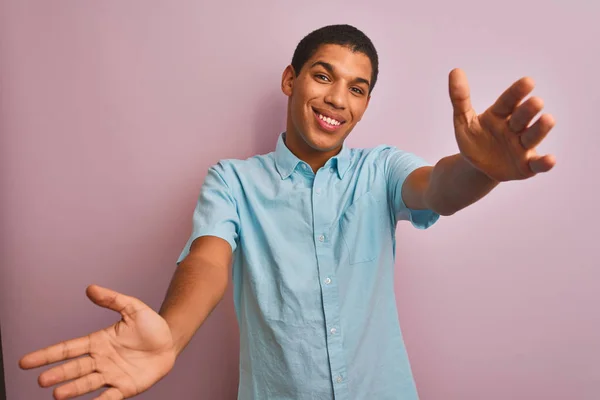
177,163,240,263
383,146,440,229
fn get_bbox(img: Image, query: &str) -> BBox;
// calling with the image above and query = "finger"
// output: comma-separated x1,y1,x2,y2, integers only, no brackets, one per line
490,77,535,118
529,154,556,174
94,388,125,400
38,356,96,387
86,284,142,317
508,96,544,133
448,68,472,117
520,114,555,149
19,335,91,369
53,372,106,400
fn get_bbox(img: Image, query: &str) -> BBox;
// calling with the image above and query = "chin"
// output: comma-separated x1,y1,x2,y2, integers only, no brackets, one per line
302,130,344,152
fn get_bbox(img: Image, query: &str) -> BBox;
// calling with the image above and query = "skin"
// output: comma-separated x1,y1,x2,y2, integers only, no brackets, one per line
408,69,555,216
281,44,372,172
17,43,556,400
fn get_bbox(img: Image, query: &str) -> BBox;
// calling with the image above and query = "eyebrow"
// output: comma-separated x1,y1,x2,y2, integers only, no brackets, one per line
310,61,371,88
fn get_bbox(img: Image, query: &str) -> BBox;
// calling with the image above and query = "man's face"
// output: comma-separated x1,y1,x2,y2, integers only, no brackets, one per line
282,44,372,155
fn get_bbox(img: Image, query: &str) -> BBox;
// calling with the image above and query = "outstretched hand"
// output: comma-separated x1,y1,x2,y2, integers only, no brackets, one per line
19,285,176,400
448,68,556,182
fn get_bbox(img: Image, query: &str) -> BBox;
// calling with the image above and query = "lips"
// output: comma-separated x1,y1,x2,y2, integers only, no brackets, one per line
312,107,346,125
313,108,345,132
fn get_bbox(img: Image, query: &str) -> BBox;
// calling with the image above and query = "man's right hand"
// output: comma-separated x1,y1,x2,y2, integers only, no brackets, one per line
19,285,176,400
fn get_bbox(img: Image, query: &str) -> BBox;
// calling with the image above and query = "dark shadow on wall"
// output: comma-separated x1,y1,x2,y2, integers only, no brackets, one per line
0,322,6,400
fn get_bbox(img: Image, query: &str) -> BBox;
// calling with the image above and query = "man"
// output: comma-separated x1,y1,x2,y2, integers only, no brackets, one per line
19,24,555,399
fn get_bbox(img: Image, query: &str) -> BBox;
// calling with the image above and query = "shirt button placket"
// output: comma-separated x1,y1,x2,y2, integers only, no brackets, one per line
312,168,347,397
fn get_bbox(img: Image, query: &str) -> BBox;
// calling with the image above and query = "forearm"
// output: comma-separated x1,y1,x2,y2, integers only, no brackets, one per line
424,153,499,216
158,254,229,356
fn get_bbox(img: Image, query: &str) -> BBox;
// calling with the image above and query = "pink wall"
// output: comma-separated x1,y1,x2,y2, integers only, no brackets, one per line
1,1,598,399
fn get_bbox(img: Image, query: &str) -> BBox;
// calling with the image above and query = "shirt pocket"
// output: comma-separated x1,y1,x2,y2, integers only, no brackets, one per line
339,191,388,265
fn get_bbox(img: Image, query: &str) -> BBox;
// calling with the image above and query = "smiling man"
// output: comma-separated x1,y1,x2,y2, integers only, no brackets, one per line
284,42,373,164
19,24,555,400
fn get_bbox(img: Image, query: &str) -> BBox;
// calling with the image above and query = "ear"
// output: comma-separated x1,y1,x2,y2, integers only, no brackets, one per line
281,65,296,97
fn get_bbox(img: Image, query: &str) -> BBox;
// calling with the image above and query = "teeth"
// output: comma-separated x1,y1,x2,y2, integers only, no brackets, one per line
319,113,340,126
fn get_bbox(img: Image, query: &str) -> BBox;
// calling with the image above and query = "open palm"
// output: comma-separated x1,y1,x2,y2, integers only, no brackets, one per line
19,285,176,400
448,68,556,182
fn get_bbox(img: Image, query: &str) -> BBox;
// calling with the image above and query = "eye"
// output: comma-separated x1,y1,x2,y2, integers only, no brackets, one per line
351,87,364,95
315,74,330,82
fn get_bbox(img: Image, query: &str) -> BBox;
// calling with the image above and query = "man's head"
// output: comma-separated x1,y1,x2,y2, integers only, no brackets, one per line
290,25,379,95
281,24,379,166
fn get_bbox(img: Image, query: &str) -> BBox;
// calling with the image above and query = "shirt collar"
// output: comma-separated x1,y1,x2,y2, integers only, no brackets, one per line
274,132,351,180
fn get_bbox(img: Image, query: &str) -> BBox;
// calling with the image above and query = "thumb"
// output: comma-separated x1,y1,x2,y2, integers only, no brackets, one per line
449,68,473,117
86,284,142,315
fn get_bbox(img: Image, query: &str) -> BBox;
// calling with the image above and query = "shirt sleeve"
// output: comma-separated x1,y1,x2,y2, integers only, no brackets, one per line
383,146,440,229
176,162,240,264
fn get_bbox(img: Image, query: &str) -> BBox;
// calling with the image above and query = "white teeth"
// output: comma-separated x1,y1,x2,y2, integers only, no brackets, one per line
319,113,340,126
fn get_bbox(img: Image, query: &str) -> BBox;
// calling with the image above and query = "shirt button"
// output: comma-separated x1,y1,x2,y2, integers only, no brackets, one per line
324,277,331,285
329,167,335,173
318,235,325,242
301,164,308,170
336,376,343,383
316,188,322,195
330,327,337,334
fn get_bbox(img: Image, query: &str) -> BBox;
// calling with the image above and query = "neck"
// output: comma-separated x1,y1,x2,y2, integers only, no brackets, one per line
284,131,342,173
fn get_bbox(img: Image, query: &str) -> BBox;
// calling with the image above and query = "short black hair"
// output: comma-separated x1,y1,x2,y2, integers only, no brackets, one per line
291,24,379,94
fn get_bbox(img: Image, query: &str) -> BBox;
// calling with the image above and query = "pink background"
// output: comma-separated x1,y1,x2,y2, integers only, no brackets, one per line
1,1,598,399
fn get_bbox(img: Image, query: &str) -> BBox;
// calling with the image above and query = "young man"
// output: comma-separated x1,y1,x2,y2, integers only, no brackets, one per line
19,24,555,400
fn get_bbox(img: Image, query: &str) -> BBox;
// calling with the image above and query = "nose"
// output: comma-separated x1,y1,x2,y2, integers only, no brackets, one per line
324,82,346,110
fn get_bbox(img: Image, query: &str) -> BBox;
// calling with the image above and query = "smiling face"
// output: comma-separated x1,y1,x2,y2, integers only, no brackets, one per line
281,44,373,169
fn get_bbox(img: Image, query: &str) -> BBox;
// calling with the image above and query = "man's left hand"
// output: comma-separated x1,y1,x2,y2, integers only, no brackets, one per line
448,68,556,182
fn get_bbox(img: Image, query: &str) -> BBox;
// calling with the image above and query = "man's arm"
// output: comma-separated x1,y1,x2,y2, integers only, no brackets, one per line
159,235,232,356
17,234,233,398
402,153,499,216
400,69,556,217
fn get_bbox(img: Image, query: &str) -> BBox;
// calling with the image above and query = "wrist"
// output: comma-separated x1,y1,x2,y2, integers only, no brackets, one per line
458,153,500,186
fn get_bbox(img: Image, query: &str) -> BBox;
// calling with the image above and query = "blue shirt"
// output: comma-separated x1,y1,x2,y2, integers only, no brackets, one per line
177,132,440,399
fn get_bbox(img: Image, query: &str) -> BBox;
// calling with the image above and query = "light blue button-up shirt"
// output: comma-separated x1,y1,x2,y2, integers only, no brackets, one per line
177,132,440,399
